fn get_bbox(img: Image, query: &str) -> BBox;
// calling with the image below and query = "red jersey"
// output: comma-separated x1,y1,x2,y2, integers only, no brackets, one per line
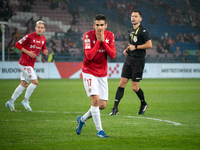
15,32,47,68
82,30,116,77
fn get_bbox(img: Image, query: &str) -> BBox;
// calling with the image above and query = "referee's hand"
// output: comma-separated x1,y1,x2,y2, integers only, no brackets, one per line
127,44,136,51
123,49,128,56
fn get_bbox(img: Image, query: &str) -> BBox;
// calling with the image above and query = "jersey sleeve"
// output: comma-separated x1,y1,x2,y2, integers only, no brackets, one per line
83,32,100,61
15,34,30,51
102,32,116,60
141,29,151,42
42,38,47,52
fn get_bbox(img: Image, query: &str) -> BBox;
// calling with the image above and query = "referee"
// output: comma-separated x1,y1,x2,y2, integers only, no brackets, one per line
109,10,152,115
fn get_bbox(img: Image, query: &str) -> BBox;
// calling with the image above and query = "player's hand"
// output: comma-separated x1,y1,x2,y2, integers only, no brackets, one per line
28,51,37,59
127,44,136,51
43,49,48,56
96,30,104,42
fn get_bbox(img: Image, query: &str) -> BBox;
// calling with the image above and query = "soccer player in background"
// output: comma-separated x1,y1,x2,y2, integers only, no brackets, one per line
109,10,152,116
5,21,48,112
76,14,116,138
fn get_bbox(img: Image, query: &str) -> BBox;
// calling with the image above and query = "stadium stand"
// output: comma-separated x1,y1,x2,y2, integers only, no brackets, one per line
0,0,199,62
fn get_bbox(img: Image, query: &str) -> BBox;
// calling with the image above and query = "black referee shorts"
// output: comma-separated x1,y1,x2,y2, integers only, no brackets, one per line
121,56,145,82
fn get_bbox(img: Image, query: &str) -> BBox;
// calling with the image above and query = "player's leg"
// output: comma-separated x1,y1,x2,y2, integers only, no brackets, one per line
76,73,98,135
5,66,28,111
21,66,38,111
94,77,108,138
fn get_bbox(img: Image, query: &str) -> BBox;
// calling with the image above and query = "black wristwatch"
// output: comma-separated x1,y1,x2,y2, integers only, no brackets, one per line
135,45,137,49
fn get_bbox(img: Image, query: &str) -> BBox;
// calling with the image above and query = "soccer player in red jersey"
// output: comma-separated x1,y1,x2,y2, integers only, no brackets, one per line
76,14,116,138
5,20,48,112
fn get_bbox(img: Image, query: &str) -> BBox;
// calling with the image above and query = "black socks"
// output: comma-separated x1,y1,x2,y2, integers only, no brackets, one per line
136,88,146,105
114,87,124,109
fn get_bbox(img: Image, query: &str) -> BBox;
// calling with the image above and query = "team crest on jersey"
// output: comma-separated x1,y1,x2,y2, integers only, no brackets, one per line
29,74,32,78
88,87,92,92
133,36,137,42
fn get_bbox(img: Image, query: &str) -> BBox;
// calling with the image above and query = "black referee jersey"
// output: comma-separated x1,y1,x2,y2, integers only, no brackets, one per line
127,25,151,58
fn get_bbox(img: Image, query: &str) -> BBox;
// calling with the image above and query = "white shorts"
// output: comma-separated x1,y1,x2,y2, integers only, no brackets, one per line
19,64,37,83
82,72,108,100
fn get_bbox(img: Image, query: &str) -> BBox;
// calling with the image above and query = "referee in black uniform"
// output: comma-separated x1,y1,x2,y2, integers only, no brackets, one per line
110,10,152,115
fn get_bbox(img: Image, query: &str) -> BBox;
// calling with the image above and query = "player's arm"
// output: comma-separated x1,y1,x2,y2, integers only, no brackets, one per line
83,33,100,61
15,37,37,59
41,41,48,56
102,34,115,60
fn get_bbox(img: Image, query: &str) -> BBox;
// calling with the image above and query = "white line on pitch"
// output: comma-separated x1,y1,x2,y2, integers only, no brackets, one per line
2,110,182,126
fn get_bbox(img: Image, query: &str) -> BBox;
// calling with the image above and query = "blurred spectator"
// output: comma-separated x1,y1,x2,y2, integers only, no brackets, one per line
52,45,57,52
176,33,184,43
0,7,6,21
46,36,56,48
174,46,181,57
183,33,190,42
70,7,79,23
47,49,55,62
36,52,45,62
150,15,158,24
68,38,74,48
168,36,175,47
157,43,167,53
194,33,200,43
62,37,71,52
67,26,75,33
50,0,57,10
188,33,195,42
22,2,31,12
11,28,20,41
36,16,42,22
71,14,80,25
25,16,35,34
115,27,123,41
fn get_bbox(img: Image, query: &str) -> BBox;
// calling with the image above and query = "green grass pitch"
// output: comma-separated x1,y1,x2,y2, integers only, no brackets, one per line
0,78,200,150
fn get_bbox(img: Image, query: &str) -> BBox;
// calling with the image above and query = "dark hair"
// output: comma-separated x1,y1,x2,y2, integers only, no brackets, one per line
93,14,106,23
133,9,142,17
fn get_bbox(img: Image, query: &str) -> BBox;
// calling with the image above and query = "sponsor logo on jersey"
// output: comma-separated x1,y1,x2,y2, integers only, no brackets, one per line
30,45,42,49
85,43,91,49
36,41,41,43
30,45,36,49
19,37,26,44
42,41,44,44
97,49,106,52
